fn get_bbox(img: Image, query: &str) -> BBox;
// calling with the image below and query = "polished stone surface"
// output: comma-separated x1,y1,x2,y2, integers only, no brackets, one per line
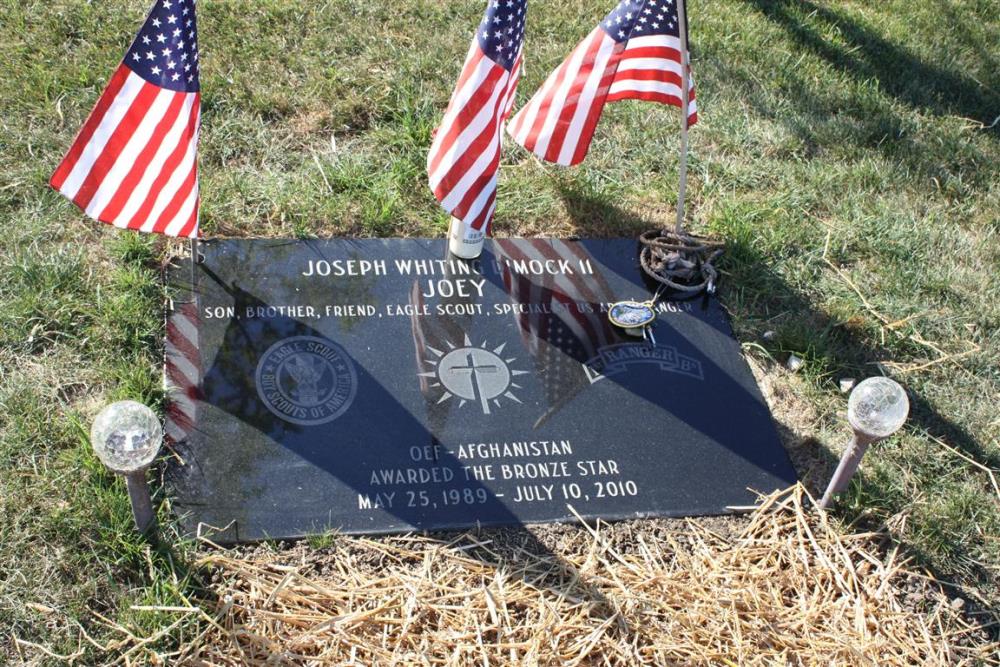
165,238,796,542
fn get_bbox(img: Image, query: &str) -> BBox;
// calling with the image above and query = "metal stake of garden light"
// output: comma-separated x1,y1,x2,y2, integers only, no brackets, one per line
819,377,909,509
675,0,691,236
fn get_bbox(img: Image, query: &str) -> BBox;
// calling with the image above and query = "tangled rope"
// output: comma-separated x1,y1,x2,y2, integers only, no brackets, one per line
639,229,725,294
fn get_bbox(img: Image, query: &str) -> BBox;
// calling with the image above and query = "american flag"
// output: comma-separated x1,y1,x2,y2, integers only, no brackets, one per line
50,0,201,238
494,240,619,426
427,0,526,235
508,0,696,166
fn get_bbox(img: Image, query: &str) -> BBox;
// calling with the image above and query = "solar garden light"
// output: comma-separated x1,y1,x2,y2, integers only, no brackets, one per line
819,377,909,509
90,401,163,533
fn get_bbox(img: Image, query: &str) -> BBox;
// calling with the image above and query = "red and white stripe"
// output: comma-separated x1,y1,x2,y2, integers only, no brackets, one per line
50,64,201,238
495,239,617,358
495,240,618,423
427,44,523,234
164,300,201,447
508,30,696,167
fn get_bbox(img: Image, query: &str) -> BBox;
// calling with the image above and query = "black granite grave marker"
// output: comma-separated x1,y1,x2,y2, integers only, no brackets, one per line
165,238,796,542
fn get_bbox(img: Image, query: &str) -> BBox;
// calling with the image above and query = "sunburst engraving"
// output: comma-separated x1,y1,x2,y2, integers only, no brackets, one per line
419,335,529,415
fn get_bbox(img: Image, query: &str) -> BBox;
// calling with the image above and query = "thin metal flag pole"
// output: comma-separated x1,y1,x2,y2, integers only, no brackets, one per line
675,0,690,236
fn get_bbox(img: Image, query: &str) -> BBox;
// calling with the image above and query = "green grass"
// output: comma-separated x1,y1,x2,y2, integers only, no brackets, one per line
1,0,998,661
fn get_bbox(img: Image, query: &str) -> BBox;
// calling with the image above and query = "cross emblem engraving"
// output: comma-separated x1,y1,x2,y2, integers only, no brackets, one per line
451,352,501,414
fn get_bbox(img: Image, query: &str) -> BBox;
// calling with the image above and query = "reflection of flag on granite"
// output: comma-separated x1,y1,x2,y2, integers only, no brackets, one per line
50,0,201,238
508,0,696,166
494,240,618,425
409,281,455,397
426,0,526,234
164,299,201,446
408,280,468,427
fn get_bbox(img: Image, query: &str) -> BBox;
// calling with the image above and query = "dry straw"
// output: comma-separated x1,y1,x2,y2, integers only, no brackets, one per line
180,486,997,665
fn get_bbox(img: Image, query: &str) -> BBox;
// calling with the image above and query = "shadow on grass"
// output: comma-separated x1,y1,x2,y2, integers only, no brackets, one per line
556,187,999,629
556,180,668,240
722,235,1000,630
703,0,999,192
742,0,999,125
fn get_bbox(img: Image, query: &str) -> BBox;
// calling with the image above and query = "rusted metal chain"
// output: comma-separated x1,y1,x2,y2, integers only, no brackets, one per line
639,229,725,294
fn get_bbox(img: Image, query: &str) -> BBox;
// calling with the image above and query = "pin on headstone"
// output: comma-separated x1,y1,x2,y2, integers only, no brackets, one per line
90,401,163,533
608,300,658,345
819,377,909,509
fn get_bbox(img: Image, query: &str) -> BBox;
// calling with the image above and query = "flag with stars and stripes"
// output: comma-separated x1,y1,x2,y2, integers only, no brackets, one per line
494,240,619,427
50,0,202,238
508,0,696,167
427,0,526,235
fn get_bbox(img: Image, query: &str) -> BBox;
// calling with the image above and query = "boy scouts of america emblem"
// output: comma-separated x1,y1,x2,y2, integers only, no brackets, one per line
255,336,357,426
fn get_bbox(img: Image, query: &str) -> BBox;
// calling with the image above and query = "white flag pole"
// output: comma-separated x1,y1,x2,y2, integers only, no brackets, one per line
675,0,690,236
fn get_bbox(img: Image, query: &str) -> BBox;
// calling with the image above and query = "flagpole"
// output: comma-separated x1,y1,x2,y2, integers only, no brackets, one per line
675,0,690,236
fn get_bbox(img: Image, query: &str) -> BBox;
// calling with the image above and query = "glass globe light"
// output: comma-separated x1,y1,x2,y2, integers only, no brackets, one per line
847,377,909,440
90,401,163,473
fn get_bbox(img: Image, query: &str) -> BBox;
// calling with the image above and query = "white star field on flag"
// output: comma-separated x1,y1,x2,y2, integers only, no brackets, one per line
478,0,527,71
126,0,200,91
603,0,681,41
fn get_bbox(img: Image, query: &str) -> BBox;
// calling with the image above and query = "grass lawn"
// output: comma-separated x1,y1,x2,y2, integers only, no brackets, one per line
1,0,998,662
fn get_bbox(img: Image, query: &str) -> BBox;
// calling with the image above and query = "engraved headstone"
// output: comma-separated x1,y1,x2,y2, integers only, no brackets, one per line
165,239,796,542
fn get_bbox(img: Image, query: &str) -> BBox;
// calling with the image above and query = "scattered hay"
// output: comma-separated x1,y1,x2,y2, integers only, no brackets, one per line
179,486,997,665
